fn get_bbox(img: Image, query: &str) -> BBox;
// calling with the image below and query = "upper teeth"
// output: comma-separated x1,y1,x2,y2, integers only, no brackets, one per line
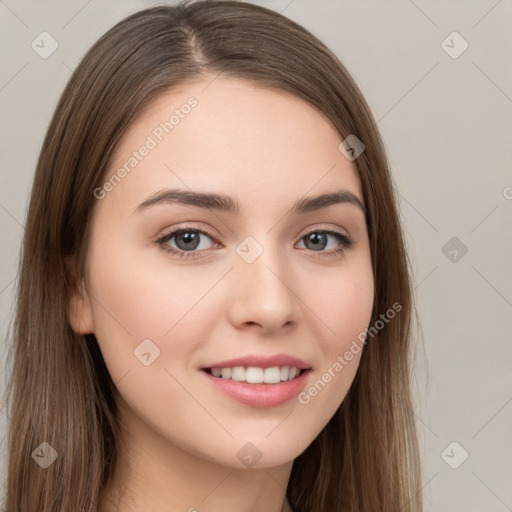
209,366,301,383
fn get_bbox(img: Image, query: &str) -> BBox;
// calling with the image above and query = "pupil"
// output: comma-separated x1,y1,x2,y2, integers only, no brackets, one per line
307,233,326,250
178,232,199,250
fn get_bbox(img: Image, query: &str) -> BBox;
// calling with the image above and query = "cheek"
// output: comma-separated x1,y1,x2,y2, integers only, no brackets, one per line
313,258,375,348
86,237,222,379
302,259,374,402
333,278,374,346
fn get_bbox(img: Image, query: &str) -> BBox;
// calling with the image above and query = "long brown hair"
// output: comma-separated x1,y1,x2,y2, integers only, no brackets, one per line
2,1,423,510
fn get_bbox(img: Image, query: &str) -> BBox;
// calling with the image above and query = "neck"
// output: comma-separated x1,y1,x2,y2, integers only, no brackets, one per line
99,398,293,512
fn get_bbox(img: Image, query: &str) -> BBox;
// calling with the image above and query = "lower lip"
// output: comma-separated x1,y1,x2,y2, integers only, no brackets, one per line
201,369,311,408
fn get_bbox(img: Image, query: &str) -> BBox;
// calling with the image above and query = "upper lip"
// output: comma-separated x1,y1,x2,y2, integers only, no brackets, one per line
201,353,311,370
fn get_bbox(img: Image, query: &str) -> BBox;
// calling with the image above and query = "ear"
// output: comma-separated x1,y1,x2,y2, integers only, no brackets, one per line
65,256,95,334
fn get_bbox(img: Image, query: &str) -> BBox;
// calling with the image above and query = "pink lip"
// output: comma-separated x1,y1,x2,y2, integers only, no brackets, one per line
201,353,311,370
201,369,311,408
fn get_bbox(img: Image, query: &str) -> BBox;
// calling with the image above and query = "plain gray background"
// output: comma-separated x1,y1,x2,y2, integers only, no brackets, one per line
1,0,511,510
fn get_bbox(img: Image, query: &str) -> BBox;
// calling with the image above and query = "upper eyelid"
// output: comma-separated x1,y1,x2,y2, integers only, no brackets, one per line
157,224,218,242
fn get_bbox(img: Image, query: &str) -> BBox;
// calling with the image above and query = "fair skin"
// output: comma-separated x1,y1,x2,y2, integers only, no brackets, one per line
68,76,374,512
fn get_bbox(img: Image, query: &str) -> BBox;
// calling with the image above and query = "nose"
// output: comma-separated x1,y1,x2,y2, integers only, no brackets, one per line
227,242,303,334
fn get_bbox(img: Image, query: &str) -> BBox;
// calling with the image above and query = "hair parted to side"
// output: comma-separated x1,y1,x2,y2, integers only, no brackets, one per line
2,1,423,511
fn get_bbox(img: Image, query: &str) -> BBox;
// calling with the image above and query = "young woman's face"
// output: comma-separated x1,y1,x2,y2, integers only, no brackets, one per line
71,77,374,469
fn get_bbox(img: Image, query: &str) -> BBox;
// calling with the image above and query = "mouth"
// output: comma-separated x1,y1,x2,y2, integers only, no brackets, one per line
200,366,312,408
202,366,309,384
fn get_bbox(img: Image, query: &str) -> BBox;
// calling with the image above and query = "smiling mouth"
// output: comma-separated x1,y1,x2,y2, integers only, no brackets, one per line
202,366,308,384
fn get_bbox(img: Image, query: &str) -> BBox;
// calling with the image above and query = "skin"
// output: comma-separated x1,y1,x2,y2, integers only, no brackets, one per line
68,76,375,512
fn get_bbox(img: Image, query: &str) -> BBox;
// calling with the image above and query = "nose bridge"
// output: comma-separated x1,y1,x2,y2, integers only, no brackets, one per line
229,233,302,331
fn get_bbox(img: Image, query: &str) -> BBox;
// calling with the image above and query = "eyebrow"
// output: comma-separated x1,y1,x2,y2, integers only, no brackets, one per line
132,188,366,216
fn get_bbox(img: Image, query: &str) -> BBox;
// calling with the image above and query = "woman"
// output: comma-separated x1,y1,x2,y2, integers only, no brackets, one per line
2,1,423,510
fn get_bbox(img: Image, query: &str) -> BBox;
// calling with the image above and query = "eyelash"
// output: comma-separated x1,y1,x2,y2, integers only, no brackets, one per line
155,224,354,260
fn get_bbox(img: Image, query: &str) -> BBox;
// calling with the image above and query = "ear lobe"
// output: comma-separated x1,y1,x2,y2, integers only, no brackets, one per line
65,257,94,334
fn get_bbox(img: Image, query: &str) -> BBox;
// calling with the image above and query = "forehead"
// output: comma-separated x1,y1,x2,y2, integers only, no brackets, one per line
104,76,363,213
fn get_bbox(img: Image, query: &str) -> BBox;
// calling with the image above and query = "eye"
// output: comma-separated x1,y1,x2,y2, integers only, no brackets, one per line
155,225,354,260
156,225,219,259
297,229,353,258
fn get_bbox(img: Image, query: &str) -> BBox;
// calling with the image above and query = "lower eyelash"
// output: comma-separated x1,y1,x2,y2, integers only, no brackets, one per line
156,228,353,259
